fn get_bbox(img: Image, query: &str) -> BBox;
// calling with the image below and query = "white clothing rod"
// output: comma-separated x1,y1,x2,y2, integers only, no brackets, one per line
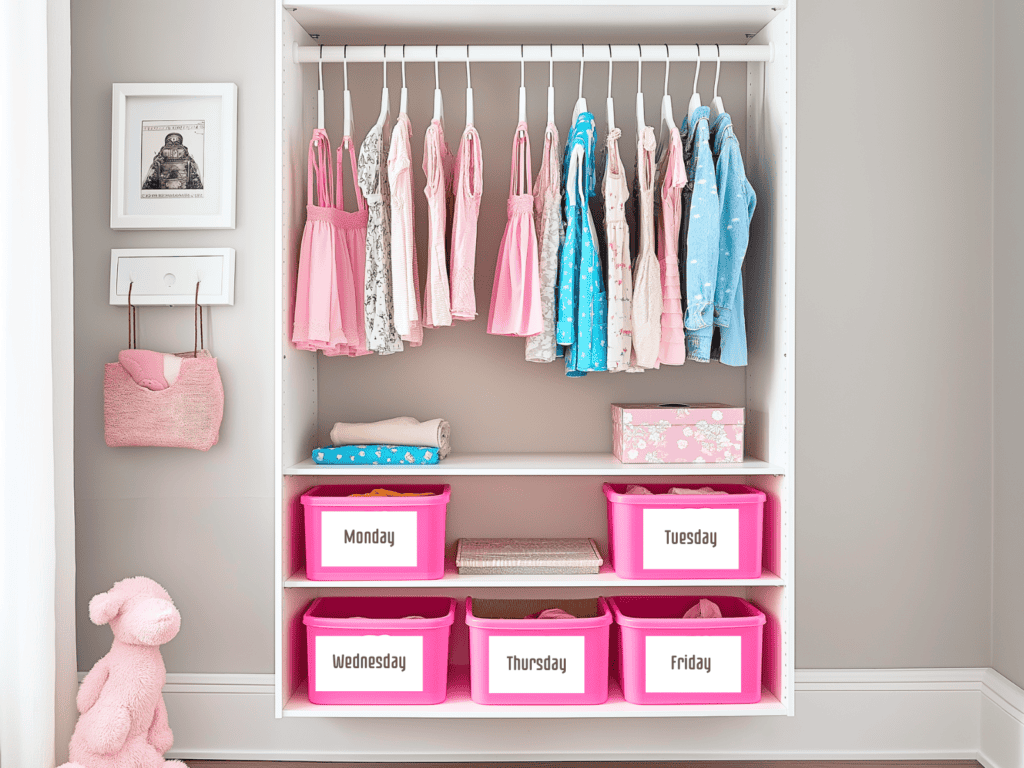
294,43,773,65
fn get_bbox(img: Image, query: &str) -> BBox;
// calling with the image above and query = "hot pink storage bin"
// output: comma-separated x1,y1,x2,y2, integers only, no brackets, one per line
301,485,449,581
609,595,766,705
603,483,766,579
465,597,612,705
303,596,456,705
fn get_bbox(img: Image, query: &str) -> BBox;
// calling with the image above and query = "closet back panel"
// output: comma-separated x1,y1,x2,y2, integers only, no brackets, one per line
313,60,751,454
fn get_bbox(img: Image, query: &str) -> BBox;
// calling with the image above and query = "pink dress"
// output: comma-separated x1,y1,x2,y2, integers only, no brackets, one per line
388,113,423,346
655,129,688,365
488,123,542,337
421,119,455,328
525,122,561,362
292,129,347,353
450,124,483,321
329,137,371,357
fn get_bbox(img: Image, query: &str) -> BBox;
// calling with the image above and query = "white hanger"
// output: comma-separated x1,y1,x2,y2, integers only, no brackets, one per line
636,44,646,133
315,45,325,143
572,45,587,122
518,45,527,125
400,45,408,114
606,45,615,132
465,45,474,126
432,45,444,125
375,46,390,130
547,47,556,125
342,45,353,137
658,44,676,146
687,44,703,125
710,44,725,122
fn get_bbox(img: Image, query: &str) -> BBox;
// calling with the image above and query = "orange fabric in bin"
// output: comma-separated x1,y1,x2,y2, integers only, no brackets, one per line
348,488,435,497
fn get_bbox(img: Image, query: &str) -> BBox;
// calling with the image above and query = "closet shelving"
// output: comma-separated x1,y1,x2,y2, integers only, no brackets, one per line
275,0,794,722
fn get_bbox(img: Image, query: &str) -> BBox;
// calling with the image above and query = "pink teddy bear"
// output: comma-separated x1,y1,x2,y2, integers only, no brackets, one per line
60,577,188,768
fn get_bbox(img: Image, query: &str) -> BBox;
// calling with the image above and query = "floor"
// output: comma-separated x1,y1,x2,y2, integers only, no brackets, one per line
187,762,984,767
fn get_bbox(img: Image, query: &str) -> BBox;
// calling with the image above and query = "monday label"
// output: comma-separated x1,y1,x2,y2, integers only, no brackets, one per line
641,507,740,570
315,634,424,691
644,635,743,693
320,510,417,568
487,635,586,694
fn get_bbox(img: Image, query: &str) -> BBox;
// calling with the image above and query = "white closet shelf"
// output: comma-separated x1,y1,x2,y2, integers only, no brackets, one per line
283,668,784,718
286,453,783,476
285,563,784,588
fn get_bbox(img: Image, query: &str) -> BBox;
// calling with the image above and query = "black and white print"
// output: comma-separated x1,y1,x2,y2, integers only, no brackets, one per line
141,120,205,197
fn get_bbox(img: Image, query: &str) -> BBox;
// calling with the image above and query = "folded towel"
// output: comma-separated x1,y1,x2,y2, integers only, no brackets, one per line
311,444,440,466
683,598,723,619
527,608,577,620
330,417,451,459
625,485,728,495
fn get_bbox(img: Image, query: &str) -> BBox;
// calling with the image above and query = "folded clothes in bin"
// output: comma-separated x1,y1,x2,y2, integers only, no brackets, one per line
312,444,440,465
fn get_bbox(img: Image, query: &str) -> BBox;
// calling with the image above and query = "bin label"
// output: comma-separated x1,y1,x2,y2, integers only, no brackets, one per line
320,510,418,568
644,635,743,693
641,507,740,570
314,634,424,691
487,635,586,694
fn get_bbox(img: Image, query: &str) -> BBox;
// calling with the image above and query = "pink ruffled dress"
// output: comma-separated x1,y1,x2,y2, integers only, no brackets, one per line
292,129,348,353
450,124,483,321
328,137,371,357
488,123,542,337
421,119,455,329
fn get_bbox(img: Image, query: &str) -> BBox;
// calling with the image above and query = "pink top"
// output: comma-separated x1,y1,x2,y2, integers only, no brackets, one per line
328,137,371,357
387,113,423,347
292,129,348,353
629,126,662,370
450,124,483,321
487,122,542,337
421,119,455,329
655,129,688,366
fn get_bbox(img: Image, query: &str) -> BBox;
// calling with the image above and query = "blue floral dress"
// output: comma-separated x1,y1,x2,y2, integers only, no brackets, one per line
555,111,607,376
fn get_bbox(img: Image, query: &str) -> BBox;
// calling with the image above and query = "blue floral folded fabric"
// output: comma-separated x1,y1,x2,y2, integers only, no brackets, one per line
311,444,441,466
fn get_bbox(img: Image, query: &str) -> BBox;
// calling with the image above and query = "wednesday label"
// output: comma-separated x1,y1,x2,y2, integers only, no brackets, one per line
315,634,424,691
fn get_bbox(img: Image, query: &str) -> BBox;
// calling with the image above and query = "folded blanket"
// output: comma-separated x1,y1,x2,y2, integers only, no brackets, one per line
330,417,451,459
311,444,440,466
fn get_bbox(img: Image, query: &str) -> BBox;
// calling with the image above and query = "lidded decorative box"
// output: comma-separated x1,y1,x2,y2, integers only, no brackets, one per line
611,403,745,464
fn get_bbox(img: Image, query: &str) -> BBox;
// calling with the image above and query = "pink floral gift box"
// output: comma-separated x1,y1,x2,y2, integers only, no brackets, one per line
611,403,745,464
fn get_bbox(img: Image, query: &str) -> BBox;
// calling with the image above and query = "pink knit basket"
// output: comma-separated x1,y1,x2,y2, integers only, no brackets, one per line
104,351,224,451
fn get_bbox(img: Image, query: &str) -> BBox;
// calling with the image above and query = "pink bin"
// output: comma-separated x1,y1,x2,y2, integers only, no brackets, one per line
303,596,456,705
609,595,766,704
301,484,449,581
603,483,766,579
465,597,612,705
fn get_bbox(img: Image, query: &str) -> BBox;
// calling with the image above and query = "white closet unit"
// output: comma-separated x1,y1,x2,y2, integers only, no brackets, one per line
275,0,795,719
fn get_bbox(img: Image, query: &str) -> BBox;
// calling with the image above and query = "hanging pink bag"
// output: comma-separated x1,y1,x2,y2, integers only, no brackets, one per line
104,287,224,451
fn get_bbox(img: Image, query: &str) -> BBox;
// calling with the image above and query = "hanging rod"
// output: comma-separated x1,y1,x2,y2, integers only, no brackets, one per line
293,43,773,65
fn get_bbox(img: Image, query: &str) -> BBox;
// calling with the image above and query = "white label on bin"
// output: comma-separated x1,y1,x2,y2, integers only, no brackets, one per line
314,634,424,692
641,507,740,570
644,635,743,693
487,635,586,694
320,510,418,568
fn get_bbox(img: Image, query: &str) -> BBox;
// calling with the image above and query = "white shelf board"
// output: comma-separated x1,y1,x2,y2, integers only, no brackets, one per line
285,563,783,588
283,667,783,718
286,453,783,476
285,2,786,46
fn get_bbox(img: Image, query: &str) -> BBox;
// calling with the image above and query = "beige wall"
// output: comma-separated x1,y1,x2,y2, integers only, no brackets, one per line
992,0,1024,690
73,0,998,692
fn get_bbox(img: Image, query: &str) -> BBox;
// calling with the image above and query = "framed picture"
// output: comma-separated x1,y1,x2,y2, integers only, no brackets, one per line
110,83,237,230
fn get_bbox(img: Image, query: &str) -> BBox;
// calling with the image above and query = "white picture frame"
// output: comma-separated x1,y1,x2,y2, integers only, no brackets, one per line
109,248,236,306
110,82,237,230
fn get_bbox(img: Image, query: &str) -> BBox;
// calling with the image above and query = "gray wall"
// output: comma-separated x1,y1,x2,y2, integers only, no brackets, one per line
993,0,1024,690
72,0,276,672
73,0,999,690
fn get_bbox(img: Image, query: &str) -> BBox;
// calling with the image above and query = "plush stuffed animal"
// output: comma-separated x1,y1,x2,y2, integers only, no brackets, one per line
60,576,187,768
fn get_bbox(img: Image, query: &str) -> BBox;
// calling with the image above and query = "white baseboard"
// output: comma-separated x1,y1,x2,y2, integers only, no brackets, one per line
77,668,1024,764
